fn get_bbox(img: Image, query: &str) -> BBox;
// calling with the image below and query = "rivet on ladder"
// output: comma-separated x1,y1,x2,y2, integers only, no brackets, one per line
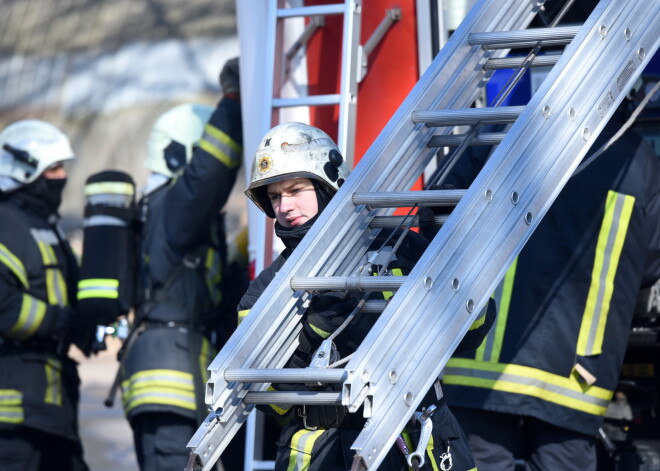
466,299,475,312
511,191,519,204
451,278,460,292
542,106,551,119
525,212,533,225
389,371,398,384
624,28,632,41
599,25,608,38
638,48,646,60
485,189,493,202
568,107,576,121
424,276,433,290
583,128,591,141
362,370,370,382
404,392,414,406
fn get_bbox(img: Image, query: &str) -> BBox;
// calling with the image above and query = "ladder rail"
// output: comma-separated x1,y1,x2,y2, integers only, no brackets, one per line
344,1,660,467
204,0,537,401
188,0,543,467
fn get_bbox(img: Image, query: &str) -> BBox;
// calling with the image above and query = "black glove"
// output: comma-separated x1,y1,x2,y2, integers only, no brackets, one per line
220,57,240,95
300,292,360,351
418,206,440,241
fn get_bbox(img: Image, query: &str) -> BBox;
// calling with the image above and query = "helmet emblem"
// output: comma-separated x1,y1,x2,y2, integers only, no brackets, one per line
258,155,272,173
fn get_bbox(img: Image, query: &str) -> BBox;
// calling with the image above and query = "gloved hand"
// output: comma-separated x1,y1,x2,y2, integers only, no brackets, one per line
219,57,240,95
418,206,440,241
300,292,360,351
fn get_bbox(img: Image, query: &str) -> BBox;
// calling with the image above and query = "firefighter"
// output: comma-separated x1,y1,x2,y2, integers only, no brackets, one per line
117,58,246,471
239,121,496,471
421,105,660,470
0,120,91,470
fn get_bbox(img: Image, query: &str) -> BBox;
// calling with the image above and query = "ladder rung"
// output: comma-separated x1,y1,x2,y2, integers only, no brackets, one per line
361,299,388,313
291,276,404,292
273,94,341,108
277,4,345,19
353,190,464,208
225,368,346,383
469,25,580,47
484,39,572,50
244,391,342,405
412,106,523,126
370,215,448,229
484,54,561,70
428,132,506,147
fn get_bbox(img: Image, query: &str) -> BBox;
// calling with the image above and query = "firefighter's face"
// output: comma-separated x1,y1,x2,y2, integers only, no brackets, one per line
267,178,318,228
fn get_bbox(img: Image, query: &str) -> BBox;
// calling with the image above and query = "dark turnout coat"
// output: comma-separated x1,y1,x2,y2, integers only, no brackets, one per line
239,224,494,471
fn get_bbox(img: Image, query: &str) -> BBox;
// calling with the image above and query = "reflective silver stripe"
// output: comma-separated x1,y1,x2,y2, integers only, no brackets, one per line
578,191,635,356
126,372,194,388
29,228,59,245
35,241,67,307
83,214,129,228
289,429,325,470
121,370,196,413
0,242,29,288
86,193,133,208
0,410,23,423
201,125,242,167
444,365,611,411
84,181,134,197
10,294,47,339
44,357,62,406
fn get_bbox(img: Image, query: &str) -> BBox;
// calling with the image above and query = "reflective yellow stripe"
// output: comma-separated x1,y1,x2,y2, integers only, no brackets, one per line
77,278,119,300
478,257,518,362
0,243,29,288
426,433,439,471
204,248,223,306
238,309,250,325
287,428,325,471
121,369,196,413
0,389,23,424
468,301,488,331
309,323,331,339
44,357,62,406
401,430,414,471
444,358,613,416
578,191,635,356
84,181,134,196
199,337,212,384
9,293,47,339
267,385,291,415
200,124,242,169
36,241,67,306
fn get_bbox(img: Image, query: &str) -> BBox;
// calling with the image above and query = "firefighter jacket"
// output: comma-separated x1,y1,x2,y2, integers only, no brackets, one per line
442,114,660,436
0,193,82,442
238,219,495,471
119,97,243,423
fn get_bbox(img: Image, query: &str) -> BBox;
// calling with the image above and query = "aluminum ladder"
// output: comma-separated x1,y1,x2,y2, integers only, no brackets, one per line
267,0,362,164
187,1,660,469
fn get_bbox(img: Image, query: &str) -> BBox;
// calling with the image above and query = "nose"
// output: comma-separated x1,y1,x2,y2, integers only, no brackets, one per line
278,194,294,213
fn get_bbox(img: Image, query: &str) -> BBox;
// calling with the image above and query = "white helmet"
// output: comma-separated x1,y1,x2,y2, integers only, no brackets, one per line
0,120,76,189
245,122,350,216
146,103,213,178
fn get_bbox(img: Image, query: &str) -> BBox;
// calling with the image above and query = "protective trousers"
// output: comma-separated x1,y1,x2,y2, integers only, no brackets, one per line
453,407,597,471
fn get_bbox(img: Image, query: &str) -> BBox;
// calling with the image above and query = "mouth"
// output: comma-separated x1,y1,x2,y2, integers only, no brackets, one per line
286,216,303,226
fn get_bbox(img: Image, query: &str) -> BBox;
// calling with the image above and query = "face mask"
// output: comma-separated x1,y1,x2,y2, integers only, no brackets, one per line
43,177,67,211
